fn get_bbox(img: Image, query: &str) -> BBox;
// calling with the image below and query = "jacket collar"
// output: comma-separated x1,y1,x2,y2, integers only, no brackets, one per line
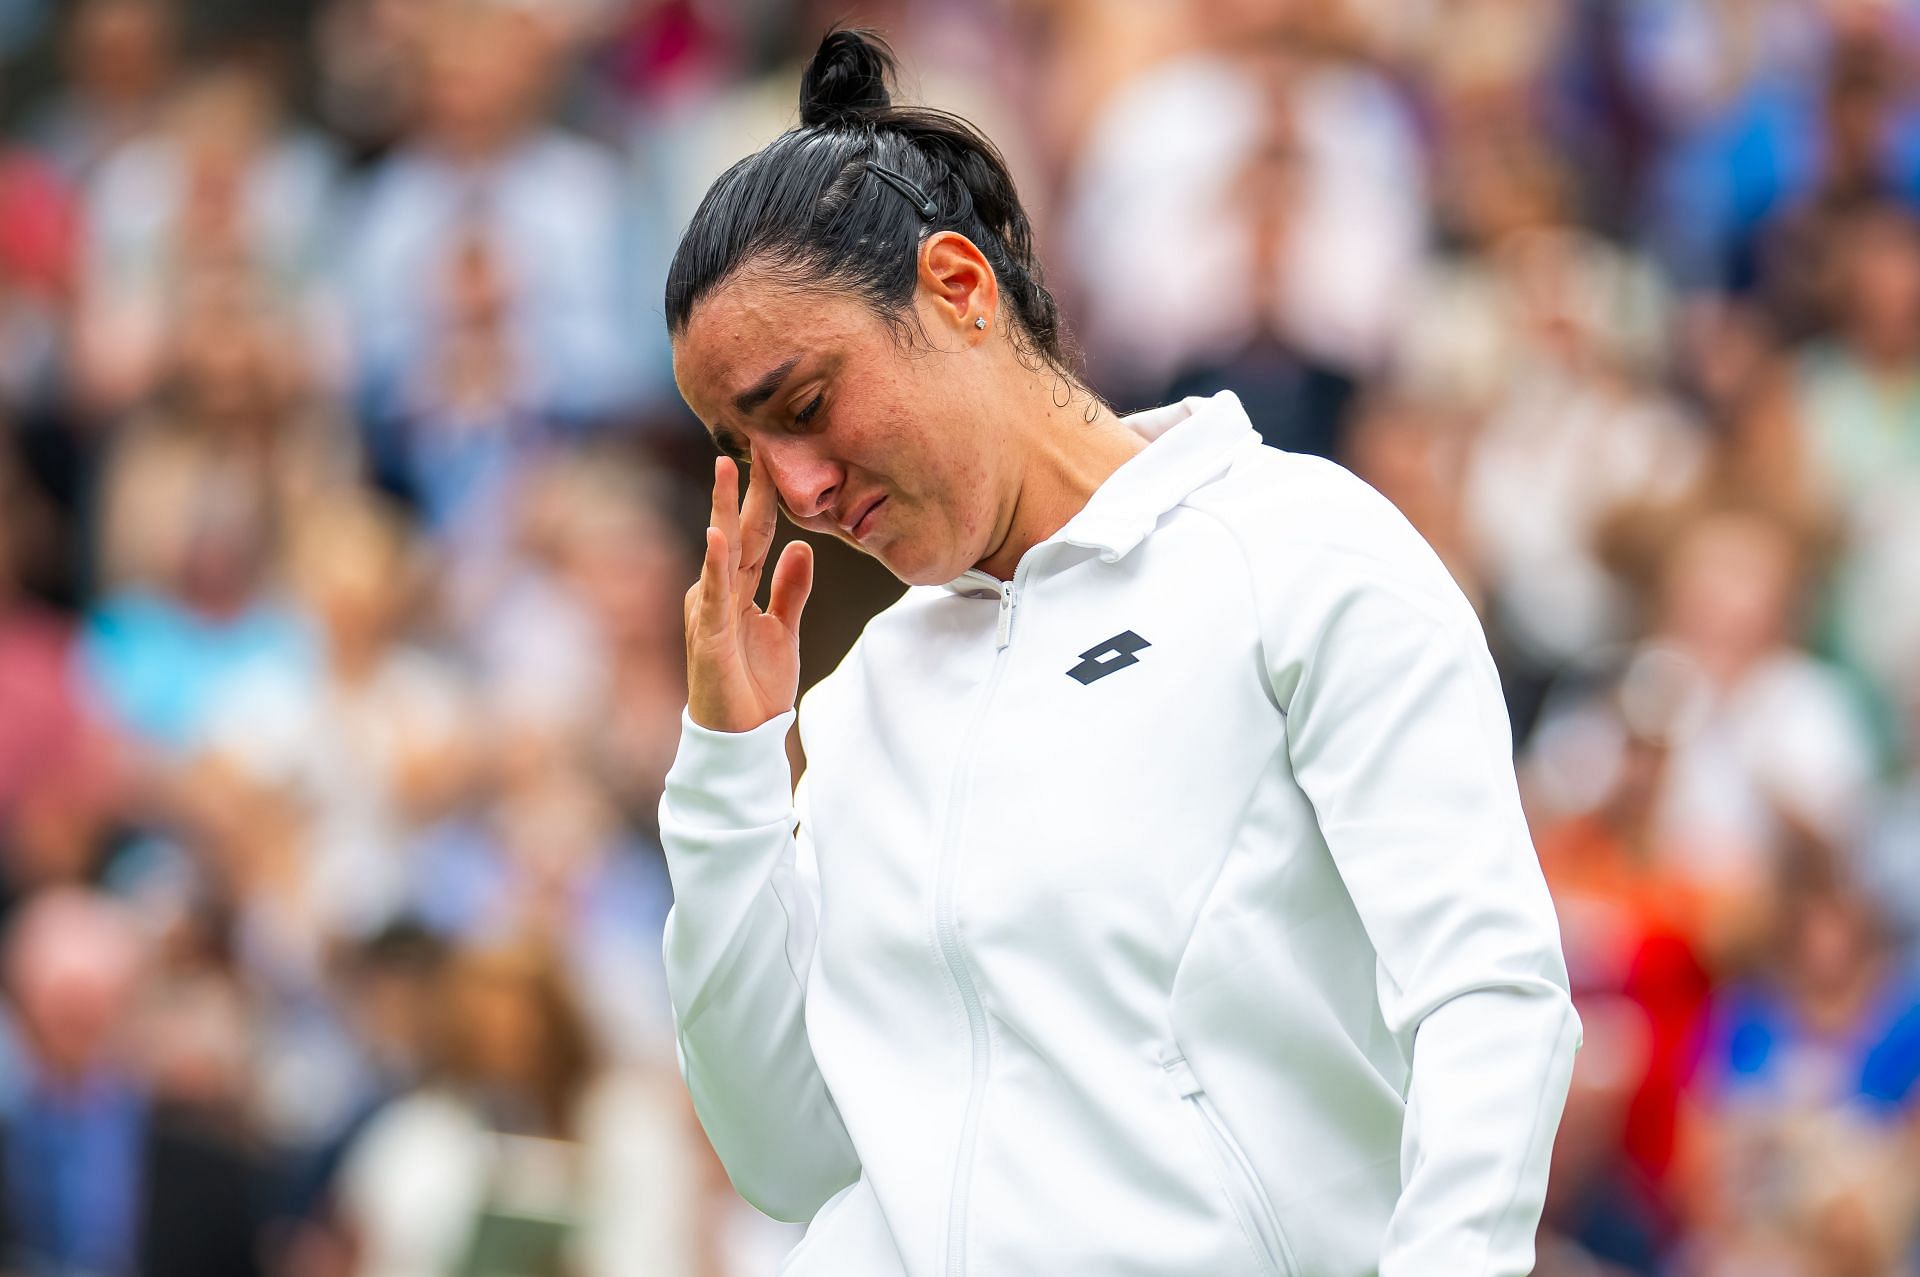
941,390,1258,595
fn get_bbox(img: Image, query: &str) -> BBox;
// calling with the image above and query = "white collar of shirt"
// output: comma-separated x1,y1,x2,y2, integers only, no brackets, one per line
940,389,1259,595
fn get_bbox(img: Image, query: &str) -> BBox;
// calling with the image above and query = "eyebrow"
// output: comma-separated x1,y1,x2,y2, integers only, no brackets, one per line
732,354,804,416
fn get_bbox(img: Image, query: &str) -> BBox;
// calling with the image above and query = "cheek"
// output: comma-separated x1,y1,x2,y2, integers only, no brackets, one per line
886,431,980,528
837,374,997,540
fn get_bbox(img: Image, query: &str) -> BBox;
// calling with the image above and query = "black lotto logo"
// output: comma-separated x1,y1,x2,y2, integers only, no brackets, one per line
1067,631,1151,685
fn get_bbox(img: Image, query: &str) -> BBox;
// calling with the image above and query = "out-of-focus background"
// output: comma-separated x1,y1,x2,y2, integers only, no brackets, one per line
0,0,1915,1274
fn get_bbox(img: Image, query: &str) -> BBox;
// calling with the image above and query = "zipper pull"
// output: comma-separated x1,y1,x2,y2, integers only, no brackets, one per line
1161,1053,1203,1099
995,581,1017,650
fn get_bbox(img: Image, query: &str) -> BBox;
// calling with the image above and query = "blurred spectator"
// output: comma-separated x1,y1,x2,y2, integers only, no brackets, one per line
92,252,357,585
0,887,262,1277
329,922,447,1110
342,0,647,529
1642,14,1920,295
143,492,470,1161
78,438,313,757
408,735,674,1066
1743,199,1920,725
1399,123,1705,719
330,943,708,1277
25,0,179,181
1160,102,1359,460
1060,0,1425,403
193,490,469,950
74,215,353,768
1675,869,1920,1277
541,452,693,835
266,921,448,1276
71,59,344,422
1529,655,1728,1273
441,448,688,786
1528,501,1876,926
1536,680,1717,1123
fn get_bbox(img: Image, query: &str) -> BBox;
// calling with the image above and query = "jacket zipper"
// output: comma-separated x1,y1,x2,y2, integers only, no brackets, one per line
937,571,1020,1275
1162,1053,1298,1277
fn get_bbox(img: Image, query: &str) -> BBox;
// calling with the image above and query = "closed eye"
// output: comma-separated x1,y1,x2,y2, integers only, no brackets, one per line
794,393,824,427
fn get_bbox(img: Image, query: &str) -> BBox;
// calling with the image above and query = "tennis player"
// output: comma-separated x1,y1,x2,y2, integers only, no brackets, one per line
659,28,1581,1277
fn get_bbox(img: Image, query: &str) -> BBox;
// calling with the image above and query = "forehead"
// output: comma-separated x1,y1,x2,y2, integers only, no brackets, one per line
672,274,891,426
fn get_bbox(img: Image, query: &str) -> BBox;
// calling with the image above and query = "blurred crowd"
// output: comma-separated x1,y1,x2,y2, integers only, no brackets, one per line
0,0,1916,1274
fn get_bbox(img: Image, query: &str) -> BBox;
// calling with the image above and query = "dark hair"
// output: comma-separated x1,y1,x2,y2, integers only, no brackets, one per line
665,28,1076,382
428,942,598,1136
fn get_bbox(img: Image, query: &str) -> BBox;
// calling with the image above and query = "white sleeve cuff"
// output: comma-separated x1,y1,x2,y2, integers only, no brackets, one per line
661,706,798,830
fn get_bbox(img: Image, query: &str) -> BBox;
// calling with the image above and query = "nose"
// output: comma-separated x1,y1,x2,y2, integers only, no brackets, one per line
753,439,842,524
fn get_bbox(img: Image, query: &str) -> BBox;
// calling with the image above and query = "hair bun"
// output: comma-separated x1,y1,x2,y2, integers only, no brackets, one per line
799,28,896,128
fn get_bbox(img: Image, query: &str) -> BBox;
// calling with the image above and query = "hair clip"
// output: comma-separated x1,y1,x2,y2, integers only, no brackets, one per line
863,160,938,221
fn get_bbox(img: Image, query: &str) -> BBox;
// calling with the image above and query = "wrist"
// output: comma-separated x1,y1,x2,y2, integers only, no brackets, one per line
686,695,790,734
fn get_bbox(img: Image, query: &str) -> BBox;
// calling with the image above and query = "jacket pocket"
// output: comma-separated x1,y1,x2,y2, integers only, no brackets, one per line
1161,1052,1299,1277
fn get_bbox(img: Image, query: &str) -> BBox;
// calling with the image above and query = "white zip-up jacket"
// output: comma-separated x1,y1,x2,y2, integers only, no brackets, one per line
659,390,1582,1277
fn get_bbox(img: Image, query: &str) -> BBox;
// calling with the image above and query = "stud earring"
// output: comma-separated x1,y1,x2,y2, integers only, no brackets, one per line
974,316,987,330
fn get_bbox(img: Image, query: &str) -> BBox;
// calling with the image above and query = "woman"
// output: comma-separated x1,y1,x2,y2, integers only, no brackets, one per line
333,943,708,1277
660,29,1581,1277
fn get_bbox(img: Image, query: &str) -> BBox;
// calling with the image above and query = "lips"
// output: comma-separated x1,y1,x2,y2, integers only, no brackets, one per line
844,495,885,541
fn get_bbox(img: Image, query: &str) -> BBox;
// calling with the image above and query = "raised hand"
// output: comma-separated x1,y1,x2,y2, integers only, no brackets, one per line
684,453,815,733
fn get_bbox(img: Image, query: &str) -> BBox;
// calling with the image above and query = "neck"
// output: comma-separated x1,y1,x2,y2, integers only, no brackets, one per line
971,379,1144,582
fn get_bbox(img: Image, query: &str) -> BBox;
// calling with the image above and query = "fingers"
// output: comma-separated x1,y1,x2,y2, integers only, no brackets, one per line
692,524,732,637
766,538,814,634
738,448,778,577
712,456,743,581
707,455,730,531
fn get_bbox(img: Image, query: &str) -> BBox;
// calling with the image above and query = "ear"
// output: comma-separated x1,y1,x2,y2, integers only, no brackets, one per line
916,231,999,343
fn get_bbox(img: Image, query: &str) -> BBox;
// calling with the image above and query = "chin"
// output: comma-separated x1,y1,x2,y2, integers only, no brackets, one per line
878,554,936,587
873,543,954,588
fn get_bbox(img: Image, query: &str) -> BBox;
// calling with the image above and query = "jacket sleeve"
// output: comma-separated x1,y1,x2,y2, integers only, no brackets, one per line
657,706,861,1222
1270,515,1583,1277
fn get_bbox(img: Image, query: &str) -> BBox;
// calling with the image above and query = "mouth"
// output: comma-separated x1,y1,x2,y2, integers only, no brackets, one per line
848,495,886,542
